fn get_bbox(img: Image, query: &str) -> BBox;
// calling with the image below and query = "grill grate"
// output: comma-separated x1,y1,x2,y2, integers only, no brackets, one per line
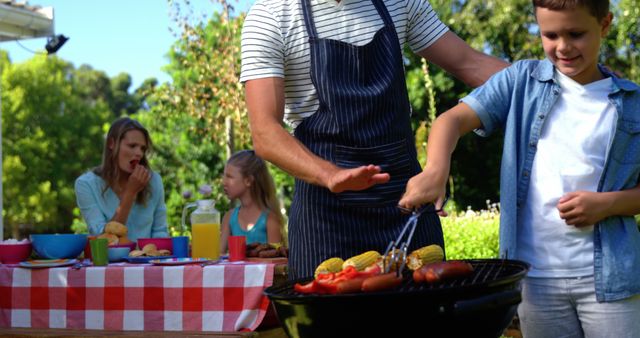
266,259,529,299
401,260,521,291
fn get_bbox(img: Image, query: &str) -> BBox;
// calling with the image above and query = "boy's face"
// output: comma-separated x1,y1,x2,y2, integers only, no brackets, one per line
536,6,612,85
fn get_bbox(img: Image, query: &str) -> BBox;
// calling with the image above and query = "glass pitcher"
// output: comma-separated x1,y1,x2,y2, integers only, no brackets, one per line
182,199,221,260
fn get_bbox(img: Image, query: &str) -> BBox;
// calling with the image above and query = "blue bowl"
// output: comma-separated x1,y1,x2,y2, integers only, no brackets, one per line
108,247,131,262
30,234,88,259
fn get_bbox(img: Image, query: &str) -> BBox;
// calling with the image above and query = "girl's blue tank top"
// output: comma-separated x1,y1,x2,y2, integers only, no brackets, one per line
229,206,269,244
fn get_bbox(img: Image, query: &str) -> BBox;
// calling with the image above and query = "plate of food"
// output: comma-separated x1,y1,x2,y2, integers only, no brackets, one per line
125,255,175,264
19,258,78,268
124,242,173,263
150,257,216,266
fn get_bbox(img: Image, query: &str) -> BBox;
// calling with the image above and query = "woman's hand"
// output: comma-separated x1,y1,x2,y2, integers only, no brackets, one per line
557,191,611,227
125,165,151,195
327,164,390,193
398,168,448,216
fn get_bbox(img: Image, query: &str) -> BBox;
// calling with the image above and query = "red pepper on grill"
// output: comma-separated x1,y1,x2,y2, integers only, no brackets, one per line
294,280,320,294
294,263,386,295
335,265,359,280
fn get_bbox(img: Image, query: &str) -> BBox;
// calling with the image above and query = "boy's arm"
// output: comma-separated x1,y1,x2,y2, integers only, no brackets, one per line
399,102,482,210
557,182,640,227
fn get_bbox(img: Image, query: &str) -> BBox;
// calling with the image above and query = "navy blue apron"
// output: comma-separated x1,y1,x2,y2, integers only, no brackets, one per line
288,0,444,279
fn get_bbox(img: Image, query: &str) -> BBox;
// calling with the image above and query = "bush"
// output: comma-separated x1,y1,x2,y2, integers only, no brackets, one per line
442,202,500,260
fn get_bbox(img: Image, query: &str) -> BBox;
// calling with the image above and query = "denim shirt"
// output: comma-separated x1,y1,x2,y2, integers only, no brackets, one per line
461,59,640,302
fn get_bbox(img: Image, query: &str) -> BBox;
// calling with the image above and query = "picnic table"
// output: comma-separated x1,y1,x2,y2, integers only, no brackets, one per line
0,259,287,337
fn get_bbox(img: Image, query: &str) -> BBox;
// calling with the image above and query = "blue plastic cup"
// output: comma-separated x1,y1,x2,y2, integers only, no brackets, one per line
171,236,189,258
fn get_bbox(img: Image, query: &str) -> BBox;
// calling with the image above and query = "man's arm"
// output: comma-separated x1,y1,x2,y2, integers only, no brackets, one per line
417,31,509,88
245,77,390,193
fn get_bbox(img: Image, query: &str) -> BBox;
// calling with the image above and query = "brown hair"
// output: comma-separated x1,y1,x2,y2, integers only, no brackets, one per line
226,150,284,229
93,117,152,204
533,0,610,21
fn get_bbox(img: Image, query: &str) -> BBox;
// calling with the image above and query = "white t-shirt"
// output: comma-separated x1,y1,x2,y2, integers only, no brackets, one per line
518,70,615,278
240,0,448,127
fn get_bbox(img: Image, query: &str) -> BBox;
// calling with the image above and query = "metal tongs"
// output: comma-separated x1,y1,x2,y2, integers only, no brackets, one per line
383,196,449,275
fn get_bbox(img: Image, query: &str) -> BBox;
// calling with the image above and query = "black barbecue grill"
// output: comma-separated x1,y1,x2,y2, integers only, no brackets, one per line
264,259,529,338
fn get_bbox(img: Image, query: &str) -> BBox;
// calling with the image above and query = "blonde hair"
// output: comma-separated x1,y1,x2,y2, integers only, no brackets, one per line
226,150,284,228
93,117,152,204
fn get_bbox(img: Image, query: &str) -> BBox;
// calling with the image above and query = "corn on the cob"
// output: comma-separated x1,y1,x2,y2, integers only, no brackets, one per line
376,248,403,272
406,244,444,270
314,257,344,278
343,250,381,271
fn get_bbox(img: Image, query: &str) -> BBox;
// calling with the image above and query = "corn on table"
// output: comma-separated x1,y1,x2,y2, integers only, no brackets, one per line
0,260,278,333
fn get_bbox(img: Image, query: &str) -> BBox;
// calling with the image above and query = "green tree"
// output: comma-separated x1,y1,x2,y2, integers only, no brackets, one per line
1,55,111,238
138,1,294,234
138,2,244,233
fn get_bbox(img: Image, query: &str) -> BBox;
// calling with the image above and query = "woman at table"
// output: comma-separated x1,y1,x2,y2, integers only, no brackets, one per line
75,117,169,242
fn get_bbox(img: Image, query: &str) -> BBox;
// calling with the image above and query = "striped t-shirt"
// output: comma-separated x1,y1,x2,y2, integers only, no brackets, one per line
240,0,449,128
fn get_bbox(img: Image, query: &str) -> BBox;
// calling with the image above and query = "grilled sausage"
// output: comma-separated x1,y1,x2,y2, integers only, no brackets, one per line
246,242,261,250
247,248,261,257
277,245,288,257
361,273,403,292
412,268,426,283
417,260,474,283
335,277,367,294
258,248,279,258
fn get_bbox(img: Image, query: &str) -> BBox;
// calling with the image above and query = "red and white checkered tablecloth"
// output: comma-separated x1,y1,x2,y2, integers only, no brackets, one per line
0,261,275,332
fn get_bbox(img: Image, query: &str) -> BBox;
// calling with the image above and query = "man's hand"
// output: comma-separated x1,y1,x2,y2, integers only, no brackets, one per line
557,191,611,227
326,164,390,193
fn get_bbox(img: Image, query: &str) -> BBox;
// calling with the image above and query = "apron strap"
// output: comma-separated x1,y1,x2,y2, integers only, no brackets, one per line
301,0,318,40
370,0,394,27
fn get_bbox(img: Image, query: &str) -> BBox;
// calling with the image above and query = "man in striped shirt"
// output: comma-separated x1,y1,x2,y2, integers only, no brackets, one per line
240,0,507,279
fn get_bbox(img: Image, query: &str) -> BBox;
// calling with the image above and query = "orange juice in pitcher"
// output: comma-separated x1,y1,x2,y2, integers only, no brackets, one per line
191,222,220,259
182,199,220,260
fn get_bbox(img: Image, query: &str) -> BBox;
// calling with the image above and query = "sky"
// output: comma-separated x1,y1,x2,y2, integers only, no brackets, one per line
0,0,251,90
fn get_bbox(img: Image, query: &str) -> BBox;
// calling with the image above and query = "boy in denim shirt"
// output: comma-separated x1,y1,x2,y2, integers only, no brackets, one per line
399,0,640,336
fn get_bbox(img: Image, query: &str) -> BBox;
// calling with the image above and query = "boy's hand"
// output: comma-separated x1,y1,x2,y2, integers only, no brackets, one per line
557,191,611,227
399,169,448,216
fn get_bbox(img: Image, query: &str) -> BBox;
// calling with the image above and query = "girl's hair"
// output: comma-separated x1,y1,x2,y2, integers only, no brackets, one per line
93,117,152,204
533,0,610,21
227,150,284,228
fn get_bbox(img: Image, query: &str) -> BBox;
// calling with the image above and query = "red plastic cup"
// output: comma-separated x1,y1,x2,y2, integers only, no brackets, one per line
228,236,246,262
84,235,96,260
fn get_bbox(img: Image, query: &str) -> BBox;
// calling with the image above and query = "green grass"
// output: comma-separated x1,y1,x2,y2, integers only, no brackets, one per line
442,202,500,260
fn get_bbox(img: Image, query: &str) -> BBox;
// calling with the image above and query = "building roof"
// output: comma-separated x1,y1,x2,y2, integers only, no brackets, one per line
0,0,54,41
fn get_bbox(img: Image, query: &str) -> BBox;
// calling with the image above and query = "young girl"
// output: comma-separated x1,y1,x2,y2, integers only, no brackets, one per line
220,150,284,255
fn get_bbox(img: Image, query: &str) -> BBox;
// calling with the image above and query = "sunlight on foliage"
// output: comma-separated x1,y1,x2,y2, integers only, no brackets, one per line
442,201,500,260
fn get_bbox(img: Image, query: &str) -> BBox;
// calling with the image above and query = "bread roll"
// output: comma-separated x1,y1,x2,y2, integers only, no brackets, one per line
105,221,128,237
97,233,119,245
